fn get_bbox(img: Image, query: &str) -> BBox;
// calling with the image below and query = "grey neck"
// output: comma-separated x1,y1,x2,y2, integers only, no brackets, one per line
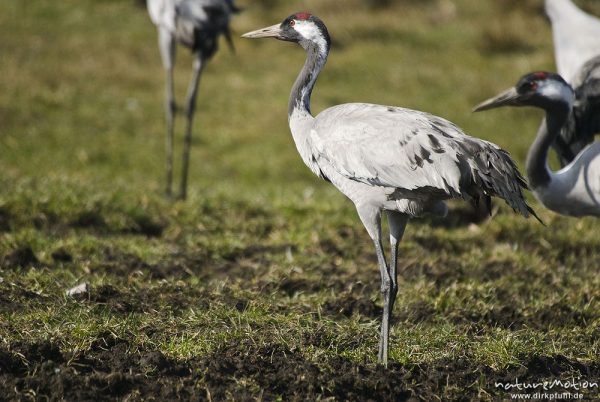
288,41,329,118
526,104,570,188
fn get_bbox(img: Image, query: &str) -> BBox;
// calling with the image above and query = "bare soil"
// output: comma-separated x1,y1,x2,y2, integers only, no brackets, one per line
1,337,598,401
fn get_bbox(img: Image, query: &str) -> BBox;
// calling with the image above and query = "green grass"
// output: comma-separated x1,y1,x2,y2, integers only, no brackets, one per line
1,0,599,400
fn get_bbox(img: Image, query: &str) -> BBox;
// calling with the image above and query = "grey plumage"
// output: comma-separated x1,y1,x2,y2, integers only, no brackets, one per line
243,13,537,367
545,0,600,83
147,0,238,199
311,104,533,218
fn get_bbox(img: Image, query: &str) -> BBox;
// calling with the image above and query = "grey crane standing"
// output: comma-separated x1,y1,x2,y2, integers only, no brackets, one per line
475,70,600,217
147,0,239,199
242,13,539,366
545,0,600,166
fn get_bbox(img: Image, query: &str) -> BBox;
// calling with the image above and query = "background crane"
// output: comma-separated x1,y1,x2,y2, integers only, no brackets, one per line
242,12,538,366
551,56,600,165
545,0,600,84
147,0,239,199
475,69,600,217
544,0,600,166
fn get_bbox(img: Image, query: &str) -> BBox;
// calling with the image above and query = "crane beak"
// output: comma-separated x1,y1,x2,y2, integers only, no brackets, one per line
473,87,521,112
241,24,284,40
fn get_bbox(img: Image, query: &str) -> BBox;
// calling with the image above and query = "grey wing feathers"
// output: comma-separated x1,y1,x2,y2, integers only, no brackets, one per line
149,0,237,56
313,103,538,219
455,137,537,220
554,56,600,166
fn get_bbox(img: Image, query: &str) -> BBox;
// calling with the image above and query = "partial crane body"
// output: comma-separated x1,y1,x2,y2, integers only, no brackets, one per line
545,0,600,166
553,57,600,165
545,0,600,83
475,70,600,217
242,13,537,366
147,0,238,199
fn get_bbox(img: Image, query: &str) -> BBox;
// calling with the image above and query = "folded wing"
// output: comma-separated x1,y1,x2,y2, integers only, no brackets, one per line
312,103,533,217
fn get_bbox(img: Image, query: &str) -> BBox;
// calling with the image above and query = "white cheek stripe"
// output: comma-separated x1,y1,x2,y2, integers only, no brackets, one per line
294,20,328,53
539,81,574,108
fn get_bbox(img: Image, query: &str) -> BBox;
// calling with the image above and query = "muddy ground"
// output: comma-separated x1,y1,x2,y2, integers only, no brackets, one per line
2,337,599,401
1,240,598,401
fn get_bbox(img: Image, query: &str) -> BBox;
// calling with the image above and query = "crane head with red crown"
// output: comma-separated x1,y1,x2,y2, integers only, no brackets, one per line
474,71,573,112
242,12,331,53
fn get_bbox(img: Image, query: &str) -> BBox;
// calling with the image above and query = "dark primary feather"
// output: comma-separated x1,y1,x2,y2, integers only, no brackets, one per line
553,56,600,166
457,141,543,223
174,0,238,58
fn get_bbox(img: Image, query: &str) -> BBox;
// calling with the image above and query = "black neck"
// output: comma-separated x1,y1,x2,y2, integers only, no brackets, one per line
526,102,570,187
288,41,329,118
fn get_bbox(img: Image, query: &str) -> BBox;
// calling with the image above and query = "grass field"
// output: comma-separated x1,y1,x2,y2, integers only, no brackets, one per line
1,0,599,400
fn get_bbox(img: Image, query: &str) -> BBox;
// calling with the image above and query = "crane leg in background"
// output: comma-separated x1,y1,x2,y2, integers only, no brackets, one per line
164,67,175,198
159,29,176,198
179,55,204,200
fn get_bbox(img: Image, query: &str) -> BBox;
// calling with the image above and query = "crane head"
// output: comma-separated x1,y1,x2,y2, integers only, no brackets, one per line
473,71,574,112
241,12,331,53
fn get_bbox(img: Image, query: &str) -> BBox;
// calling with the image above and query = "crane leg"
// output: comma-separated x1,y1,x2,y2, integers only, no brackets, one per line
158,29,176,199
374,238,391,366
386,211,409,326
179,55,204,200
357,205,391,366
164,67,175,198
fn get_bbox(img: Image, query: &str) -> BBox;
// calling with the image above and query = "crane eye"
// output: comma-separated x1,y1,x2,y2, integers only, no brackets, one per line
530,82,538,90
289,20,296,27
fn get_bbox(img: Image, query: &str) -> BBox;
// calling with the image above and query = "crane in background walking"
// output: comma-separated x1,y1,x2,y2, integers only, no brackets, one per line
544,0,600,166
475,67,600,217
147,0,239,199
242,13,538,366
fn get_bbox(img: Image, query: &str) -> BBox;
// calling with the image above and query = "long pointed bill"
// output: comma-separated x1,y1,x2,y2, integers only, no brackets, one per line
241,24,283,40
473,87,521,112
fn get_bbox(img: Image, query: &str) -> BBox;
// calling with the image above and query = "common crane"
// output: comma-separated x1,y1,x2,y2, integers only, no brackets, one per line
242,13,538,366
147,0,239,199
475,69,600,217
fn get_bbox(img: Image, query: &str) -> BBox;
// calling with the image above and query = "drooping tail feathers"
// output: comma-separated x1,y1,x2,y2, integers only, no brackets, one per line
460,140,544,224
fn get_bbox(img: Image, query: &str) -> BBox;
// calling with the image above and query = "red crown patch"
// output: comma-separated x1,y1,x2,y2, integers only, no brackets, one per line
293,12,312,20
